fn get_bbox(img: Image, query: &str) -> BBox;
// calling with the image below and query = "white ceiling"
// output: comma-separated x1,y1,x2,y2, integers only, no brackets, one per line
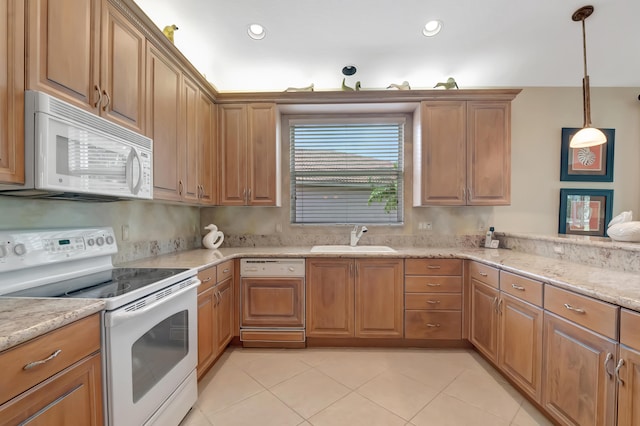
134,0,640,92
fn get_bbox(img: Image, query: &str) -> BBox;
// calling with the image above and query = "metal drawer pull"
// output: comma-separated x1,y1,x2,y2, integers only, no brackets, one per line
202,277,212,283
511,284,525,291
493,296,499,313
616,359,625,385
563,303,586,314
223,268,230,273
426,323,441,328
426,283,441,287
479,272,488,277
426,300,440,304
604,352,614,379
23,349,62,370
427,265,441,269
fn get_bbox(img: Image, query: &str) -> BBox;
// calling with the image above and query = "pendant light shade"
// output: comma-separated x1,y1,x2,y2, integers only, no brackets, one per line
569,5,607,149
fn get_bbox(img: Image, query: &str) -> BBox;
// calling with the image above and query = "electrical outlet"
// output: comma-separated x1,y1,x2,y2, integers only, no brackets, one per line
275,223,283,233
553,245,563,254
478,222,486,232
122,225,130,241
425,222,432,230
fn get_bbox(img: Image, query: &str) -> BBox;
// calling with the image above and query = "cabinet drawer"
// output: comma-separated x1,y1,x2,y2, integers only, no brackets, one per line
405,276,462,293
217,260,234,282
620,309,640,349
405,293,462,310
0,314,100,405
500,271,543,307
468,261,499,288
405,259,462,276
198,265,217,293
544,285,619,340
405,311,461,339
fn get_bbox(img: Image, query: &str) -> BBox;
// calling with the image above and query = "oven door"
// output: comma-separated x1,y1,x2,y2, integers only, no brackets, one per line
103,283,197,426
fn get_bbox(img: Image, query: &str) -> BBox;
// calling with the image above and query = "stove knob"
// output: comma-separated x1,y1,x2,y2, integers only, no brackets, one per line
13,243,27,256
96,237,105,246
87,238,95,246
106,235,115,245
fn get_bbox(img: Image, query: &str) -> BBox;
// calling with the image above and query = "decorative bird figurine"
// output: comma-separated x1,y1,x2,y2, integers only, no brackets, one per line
162,24,179,43
342,78,354,91
284,83,314,92
387,81,411,90
434,77,458,89
355,81,361,91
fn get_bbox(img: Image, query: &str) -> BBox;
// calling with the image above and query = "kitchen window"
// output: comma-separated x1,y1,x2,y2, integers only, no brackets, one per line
289,118,404,224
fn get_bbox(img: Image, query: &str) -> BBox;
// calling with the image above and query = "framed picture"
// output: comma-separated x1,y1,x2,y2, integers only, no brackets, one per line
559,188,613,237
560,128,615,182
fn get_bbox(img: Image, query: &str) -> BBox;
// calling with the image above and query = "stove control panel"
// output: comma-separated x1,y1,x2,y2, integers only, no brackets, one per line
0,227,117,273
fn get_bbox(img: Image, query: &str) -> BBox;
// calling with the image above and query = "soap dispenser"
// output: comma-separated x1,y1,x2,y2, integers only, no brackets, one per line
203,224,224,249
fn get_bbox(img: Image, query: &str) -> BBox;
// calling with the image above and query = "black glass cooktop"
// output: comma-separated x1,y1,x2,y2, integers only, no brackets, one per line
63,268,188,298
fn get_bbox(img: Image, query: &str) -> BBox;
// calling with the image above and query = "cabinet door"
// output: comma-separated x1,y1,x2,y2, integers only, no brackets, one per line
470,278,499,363
147,45,181,201
618,345,640,426
215,277,234,355
306,258,354,337
0,353,103,425
219,104,248,205
355,259,403,338
466,101,511,205
542,312,617,426
498,293,543,402
100,0,145,134
247,103,277,206
180,75,199,202
197,287,216,379
0,0,25,184
241,277,304,328
26,0,100,110
198,93,217,205
419,101,466,205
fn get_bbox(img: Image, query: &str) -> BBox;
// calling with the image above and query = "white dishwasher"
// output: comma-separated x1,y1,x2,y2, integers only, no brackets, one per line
239,258,306,347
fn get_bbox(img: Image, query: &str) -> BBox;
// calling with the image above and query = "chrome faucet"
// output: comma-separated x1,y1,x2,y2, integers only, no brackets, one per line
350,225,368,246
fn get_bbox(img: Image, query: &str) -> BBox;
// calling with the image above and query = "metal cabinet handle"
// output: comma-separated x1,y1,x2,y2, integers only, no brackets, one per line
223,268,230,273
479,272,488,277
178,180,183,195
462,187,466,201
426,323,441,328
102,90,111,111
511,283,525,291
604,352,614,379
214,290,221,306
427,265,441,269
94,85,103,108
24,349,62,370
426,300,440,304
242,188,247,203
616,358,625,385
426,283,441,287
467,188,472,202
248,188,252,201
564,303,586,314
493,296,499,313
202,276,212,283
498,298,503,314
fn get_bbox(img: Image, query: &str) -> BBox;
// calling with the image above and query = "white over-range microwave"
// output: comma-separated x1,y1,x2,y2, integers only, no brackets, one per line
0,90,153,201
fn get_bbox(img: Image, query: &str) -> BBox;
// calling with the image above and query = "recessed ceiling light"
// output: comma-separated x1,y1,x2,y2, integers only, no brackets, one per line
422,20,443,37
247,23,266,40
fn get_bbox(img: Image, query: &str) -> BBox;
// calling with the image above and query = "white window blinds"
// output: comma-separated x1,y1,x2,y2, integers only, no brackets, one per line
290,120,404,224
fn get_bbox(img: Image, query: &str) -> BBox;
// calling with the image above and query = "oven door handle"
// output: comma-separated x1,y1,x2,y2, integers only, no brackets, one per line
106,280,199,328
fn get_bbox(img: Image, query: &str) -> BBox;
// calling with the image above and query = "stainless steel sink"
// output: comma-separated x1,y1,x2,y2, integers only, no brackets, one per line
310,245,396,253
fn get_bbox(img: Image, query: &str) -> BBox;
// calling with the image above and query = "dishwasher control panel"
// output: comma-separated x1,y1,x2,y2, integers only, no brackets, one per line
240,258,305,277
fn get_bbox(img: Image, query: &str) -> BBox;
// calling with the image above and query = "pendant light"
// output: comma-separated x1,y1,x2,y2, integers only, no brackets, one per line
570,5,607,148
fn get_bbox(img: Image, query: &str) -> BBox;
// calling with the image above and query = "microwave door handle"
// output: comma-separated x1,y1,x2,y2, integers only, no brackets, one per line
126,149,143,195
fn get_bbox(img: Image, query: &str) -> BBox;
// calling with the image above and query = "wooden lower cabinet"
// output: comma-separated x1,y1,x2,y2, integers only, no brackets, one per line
306,258,403,339
215,277,234,351
617,345,640,426
197,286,216,379
0,353,103,425
542,312,617,426
498,292,543,401
469,278,499,362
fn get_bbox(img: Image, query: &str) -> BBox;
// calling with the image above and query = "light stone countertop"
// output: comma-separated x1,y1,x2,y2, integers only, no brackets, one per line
124,246,640,312
0,298,105,352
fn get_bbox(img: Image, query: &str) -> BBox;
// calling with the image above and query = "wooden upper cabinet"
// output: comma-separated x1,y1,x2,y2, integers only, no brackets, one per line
180,75,199,203
0,0,25,184
219,103,278,206
100,0,146,134
416,100,511,206
198,93,217,205
466,101,511,205
26,0,146,134
419,101,466,205
146,44,181,201
26,0,100,109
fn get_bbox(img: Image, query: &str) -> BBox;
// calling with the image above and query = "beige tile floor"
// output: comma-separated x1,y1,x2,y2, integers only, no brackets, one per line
181,347,553,426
